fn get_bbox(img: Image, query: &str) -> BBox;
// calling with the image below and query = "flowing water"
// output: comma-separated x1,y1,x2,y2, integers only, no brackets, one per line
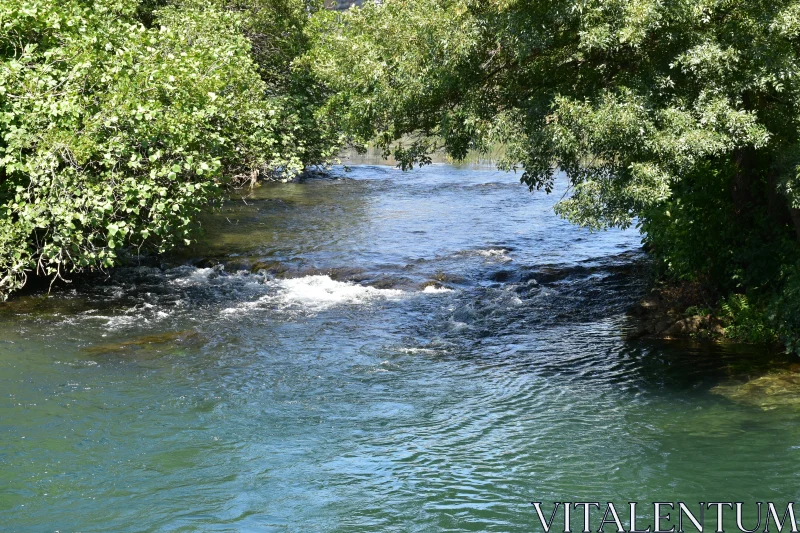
1,164,798,532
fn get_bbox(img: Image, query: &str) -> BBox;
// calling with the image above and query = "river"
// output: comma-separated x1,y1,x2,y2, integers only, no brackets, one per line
1,164,798,532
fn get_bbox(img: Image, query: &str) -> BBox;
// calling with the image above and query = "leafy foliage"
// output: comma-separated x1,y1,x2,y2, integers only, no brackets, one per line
234,0,342,167
0,0,337,297
720,294,779,345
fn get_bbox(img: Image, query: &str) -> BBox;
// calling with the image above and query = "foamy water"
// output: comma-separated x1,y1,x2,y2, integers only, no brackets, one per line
275,275,404,308
220,275,406,315
422,285,454,293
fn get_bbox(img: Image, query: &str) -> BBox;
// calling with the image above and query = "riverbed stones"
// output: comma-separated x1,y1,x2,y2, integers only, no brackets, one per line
82,329,205,358
250,260,290,277
712,371,800,410
625,280,738,341
368,276,414,290
627,282,730,341
628,312,725,339
665,315,706,336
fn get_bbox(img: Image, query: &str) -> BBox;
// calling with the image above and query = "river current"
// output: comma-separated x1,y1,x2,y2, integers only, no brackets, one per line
1,164,798,532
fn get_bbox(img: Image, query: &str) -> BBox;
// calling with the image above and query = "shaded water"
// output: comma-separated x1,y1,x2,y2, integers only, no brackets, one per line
1,165,798,532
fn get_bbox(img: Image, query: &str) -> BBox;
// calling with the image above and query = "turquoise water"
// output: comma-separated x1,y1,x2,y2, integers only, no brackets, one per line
1,165,798,532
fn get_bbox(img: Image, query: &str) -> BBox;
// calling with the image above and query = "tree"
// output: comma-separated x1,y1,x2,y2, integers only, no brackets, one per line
0,0,338,298
305,0,800,348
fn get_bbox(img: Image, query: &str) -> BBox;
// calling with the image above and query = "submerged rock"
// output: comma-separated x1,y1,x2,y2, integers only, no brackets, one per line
322,267,370,283
82,330,205,358
712,371,800,410
0,294,94,317
194,257,223,269
487,269,516,283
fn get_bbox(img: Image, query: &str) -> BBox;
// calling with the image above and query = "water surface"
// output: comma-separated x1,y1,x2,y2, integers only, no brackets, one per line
1,165,797,532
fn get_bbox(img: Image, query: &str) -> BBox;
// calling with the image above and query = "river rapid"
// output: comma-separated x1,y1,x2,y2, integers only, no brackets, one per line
1,164,798,532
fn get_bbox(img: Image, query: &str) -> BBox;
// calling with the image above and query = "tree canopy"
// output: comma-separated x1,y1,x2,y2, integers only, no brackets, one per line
307,0,799,225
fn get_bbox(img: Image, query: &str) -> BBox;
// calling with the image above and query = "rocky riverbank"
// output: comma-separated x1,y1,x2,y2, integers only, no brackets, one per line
627,282,728,341
627,281,786,353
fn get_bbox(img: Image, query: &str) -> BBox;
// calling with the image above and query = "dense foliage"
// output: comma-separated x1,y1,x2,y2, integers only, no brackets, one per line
305,0,800,350
0,0,337,297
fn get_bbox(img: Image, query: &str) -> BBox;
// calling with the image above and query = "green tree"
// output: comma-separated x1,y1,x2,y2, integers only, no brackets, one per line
231,0,343,169
305,0,800,349
0,0,338,298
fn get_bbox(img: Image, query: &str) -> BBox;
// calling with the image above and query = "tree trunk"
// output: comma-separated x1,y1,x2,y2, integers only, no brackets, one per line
732,148,753,217
765,169,797,231
792,208,800,242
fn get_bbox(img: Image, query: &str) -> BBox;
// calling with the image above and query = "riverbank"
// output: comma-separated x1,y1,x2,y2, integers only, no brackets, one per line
628,281,724,340
627,281,785,353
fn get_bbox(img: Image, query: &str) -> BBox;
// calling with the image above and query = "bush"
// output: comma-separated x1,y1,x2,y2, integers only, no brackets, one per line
718,294,779,345
639,158,800,349
0,0,335,298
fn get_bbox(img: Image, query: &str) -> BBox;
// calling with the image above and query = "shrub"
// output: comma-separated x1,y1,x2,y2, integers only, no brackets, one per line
0,0,335,298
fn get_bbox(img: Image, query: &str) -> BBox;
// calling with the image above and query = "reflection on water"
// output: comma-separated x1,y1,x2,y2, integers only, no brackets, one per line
1,165,797,532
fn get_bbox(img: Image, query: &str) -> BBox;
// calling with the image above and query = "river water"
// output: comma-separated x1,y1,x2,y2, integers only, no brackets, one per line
1,164,798,532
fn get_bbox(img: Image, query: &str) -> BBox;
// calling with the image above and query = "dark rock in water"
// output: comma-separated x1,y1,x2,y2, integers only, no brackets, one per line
324,267,370,283
287,266,372,283
421,280,448,291
526,266,573,284
195,257,222,269
488,270,515,283
222,258,253,272
430,271,465,284
368,276,414,290
250,261,290,277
